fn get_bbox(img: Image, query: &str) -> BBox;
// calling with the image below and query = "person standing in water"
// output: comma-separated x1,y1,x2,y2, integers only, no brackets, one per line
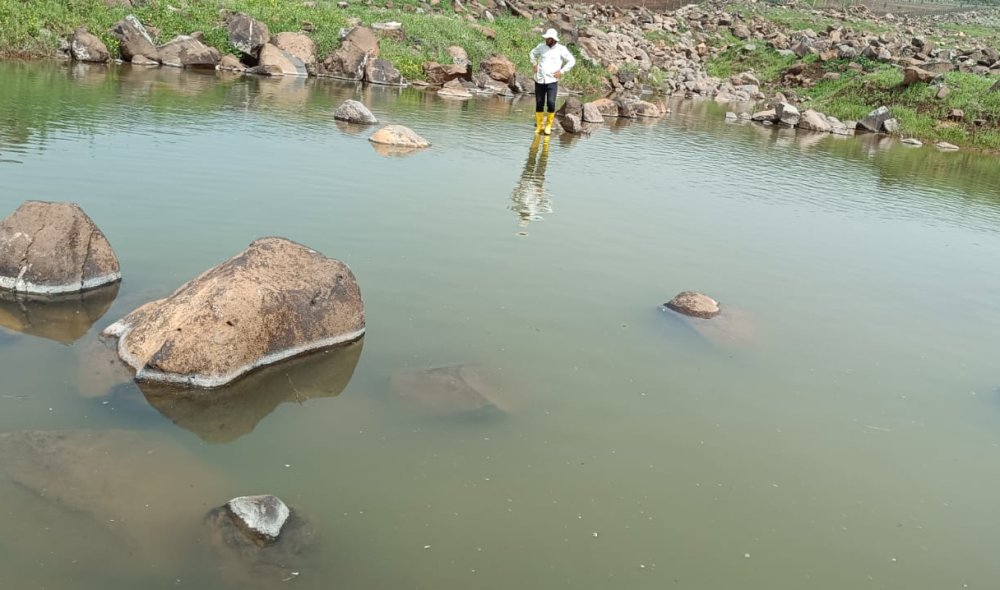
530,28,576,136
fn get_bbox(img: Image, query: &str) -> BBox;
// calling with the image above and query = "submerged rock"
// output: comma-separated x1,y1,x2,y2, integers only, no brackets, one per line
664,291,720,319
390,365,507,416
334,99,378,125
0,429,230,569
0,200,121,295
101,237,364,388
0,282,119,344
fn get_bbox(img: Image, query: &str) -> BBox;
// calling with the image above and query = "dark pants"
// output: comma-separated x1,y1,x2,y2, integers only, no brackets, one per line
534,82,557,113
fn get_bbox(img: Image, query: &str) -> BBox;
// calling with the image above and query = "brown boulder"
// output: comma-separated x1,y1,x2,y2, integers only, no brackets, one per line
227,13,270,57
902,66,935,86
0,201,120,295
217,54,246,72
438,79,473,99
588,98,619,118
271,32,317,74
321,27,379,81
422,61,472,85
111,15,159,62
370,21,405,42
664,291,721,319
158,35,219,68
101,237,364,388
368,125,430,148
582,102,604,123
479,54,516,83
70,27,110,63
257,43,308,76
365,58,406,85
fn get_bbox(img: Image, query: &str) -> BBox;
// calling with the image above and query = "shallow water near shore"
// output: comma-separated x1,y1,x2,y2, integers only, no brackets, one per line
2,60,1000,589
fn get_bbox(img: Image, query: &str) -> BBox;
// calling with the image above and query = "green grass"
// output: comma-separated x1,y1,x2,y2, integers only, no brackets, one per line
0,0,608,91
706,40,798,81
805,66,1000,150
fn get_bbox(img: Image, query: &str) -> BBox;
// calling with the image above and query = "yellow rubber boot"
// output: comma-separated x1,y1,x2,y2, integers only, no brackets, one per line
543,113,556,135
534,112,544,134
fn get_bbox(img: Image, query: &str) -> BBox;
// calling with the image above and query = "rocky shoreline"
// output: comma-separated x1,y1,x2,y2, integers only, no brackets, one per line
38,0,999,149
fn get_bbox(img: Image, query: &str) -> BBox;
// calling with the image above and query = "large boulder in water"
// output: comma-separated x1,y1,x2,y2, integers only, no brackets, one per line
334,100,378,125
101,237,364,388
272,32,317,75
0,201,121,295
70,27,110,62
365,58,406,85
368,125,430,148
111,15,159,63
320,26,379,80
158,35,219,68
257,43,308,76
227,13,270,57
664,291,720,319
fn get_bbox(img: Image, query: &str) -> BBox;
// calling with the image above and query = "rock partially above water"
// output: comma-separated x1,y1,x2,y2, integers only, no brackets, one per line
368,125,430,148
102,237,364,388
227,13,270,57
70,27,110,63
334,100,378,125
111,15,159,63
158,35,219,68
664,291,721,319
257,43,308,76
227,495,289,542
205,498,317,584
0,201,121,295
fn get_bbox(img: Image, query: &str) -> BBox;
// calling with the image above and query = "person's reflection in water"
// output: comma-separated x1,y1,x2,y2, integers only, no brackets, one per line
510,134,553,228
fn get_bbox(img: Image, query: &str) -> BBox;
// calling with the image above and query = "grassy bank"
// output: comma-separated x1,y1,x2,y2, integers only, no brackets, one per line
707,7,1000,150
0,0,607,90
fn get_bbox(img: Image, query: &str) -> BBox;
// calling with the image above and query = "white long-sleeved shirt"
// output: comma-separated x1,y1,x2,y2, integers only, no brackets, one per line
529,42,576,84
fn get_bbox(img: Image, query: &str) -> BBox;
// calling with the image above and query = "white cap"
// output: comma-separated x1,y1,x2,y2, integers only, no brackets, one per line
542,28,559,41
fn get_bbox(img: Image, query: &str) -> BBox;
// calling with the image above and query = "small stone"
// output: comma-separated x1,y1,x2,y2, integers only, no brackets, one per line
664,291,720,319
935,141,959,151
226,495,290,541
900,137,922,146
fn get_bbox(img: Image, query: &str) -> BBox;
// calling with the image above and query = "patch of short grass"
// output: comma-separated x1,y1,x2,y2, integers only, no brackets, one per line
0,0,608,91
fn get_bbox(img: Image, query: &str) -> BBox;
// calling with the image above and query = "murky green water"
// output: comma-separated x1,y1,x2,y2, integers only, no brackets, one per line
2,61,1000,589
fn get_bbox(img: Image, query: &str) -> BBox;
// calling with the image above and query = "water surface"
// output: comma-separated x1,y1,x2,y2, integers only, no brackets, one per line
2,61,1000,589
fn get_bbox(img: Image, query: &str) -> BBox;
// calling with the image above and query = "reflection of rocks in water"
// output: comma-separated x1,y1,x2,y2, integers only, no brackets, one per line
0,282,119,344
0,429,231,572
391,365,507,417
510,134,553,227
205,497,317,585
369,142,426,158
77,337,135,397
139,340,363,443
658,305,756,348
